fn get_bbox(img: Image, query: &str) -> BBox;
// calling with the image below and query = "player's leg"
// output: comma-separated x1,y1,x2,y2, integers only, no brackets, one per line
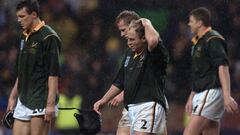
12,119,30,135
30,115,50,135
117,127,130,135
134,127,167,135
134,131,155,135
184,89,224,135
117,121,167,135
183,115,208,135
202,120,220,135
117,108,131,135
12,99,31,135
155,124,167,135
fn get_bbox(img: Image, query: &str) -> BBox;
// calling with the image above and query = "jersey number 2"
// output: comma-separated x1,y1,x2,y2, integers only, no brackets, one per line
141,119,147,129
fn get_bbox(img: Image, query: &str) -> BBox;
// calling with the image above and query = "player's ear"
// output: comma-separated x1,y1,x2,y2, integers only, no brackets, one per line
198,20,203,27
31,11,38,18
141,35,146,43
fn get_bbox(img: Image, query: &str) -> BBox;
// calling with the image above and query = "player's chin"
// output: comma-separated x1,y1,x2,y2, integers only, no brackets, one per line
20,25,26,30
129,47,135,51
191,29,196,35
130,49,135,52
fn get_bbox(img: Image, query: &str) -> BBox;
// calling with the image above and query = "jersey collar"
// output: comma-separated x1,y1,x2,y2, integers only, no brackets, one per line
192,27,212,45
134,49,144,59
23,21,45,40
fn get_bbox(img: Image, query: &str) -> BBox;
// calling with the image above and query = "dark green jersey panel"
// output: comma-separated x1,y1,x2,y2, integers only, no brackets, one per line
191,30,228,93
17,25,61,109
113,42,169,111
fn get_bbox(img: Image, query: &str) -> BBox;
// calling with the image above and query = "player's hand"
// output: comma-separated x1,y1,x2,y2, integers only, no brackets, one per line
93,100,105,115
224,96,239,114
44,106,55,122
108,93,124,107
185,98,193,114
7,97,16,112
139,18,151,26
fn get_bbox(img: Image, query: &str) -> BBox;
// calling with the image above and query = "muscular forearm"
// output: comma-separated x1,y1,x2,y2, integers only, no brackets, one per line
118,91,124,98
101,85,122,104
190,91,195,98
47,76,58,106
9,78,18,99
218,65,231,97
187,91,195,102
7,78,18,111
141,18,160,51
219,65,239,113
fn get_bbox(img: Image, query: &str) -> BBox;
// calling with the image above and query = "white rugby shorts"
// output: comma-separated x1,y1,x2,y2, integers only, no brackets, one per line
13,98,58,121
192,88,224,122
128,101,166,134
118,108,131,127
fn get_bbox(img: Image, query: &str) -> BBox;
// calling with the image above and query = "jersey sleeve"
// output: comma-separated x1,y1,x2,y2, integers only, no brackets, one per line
111,51,129,91
207,38,229,67
149,41,169,75
112,66,124,90
44,35,61,76
15,36,23,77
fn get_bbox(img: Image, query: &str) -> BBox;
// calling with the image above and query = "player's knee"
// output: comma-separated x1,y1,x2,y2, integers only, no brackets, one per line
183,126,195,135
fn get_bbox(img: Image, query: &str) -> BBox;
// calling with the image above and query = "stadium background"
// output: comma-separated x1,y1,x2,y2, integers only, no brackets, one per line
0,0,239,135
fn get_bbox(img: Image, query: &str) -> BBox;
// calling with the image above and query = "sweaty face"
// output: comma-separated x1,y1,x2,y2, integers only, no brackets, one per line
188,15,201,35
117,20,129,38
16,7,36,31
127,28,145,53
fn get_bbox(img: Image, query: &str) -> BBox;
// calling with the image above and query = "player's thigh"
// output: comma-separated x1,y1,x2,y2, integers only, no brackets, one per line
12,119,30,135
202,120,220,135
30,115,50,135
183,115,209,135
117,108,131,135
156,127,167,135
134,131,155,135
116,126,130,135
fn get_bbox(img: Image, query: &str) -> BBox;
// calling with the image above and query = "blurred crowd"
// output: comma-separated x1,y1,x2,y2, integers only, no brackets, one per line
0,0,240,135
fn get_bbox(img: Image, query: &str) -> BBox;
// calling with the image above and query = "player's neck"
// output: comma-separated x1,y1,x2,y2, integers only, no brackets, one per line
24,18,43,37
31,18,41,30
29,18,41,32
197,26,211,38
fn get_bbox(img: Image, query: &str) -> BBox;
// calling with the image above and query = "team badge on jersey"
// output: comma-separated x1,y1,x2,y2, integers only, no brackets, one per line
124,56,130,67
31,42,38,48
29,42,38,54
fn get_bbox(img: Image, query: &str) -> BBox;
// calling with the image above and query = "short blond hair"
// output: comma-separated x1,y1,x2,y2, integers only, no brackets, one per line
115,10,140,25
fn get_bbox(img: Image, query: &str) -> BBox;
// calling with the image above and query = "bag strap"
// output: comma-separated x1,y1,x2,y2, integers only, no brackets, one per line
58,107,93,113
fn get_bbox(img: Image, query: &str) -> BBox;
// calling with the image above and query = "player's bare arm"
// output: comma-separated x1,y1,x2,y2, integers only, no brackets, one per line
140,18,160,51
185,91,195,114
94,85,122,114
108,91,124,107
218,65,239,113
7,78,19,112
45,76,58,121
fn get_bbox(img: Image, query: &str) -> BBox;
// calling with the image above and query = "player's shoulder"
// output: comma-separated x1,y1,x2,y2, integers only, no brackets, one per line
205,30,225,43
40,25,61,41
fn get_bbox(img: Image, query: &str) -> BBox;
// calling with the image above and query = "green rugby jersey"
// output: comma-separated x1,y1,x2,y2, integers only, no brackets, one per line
191,29,228,93
17,23,61,110
113,42,169,111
